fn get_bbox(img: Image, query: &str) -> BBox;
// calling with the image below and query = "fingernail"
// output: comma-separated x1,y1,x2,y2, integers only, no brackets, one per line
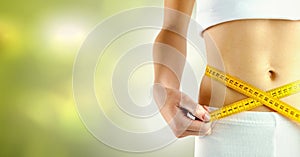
203,113,211,122
203,105,210,111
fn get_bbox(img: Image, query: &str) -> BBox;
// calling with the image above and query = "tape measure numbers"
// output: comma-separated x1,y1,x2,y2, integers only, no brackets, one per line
206,66,300,123
210,80,300,121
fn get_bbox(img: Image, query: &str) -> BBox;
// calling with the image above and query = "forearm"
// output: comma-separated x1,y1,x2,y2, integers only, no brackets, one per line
153,0,194,89
153,29,212,137
153,28,187,89
151,0,211,139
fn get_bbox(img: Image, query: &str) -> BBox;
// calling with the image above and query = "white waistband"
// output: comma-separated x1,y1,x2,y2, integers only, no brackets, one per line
209,107,297,126
195,107,300,157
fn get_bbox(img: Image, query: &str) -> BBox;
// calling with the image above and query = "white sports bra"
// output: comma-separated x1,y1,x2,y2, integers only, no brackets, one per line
196,0,300,35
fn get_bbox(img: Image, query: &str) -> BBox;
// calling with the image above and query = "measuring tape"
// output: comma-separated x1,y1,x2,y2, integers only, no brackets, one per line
205,66,300,123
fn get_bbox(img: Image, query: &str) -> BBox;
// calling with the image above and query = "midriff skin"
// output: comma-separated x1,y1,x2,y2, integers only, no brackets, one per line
198,19,300,112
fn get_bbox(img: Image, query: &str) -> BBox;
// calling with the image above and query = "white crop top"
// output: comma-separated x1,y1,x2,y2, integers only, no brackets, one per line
196,0,300,34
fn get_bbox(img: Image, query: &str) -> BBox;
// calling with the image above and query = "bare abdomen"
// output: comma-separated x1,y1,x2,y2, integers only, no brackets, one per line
198,19,300,112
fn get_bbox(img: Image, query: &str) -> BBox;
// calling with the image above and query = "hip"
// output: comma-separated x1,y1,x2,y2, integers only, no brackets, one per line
194,108,300,157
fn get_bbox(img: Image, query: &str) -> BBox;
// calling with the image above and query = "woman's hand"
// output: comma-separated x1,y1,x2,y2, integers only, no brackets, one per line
153,84,212,138
153,0,208,138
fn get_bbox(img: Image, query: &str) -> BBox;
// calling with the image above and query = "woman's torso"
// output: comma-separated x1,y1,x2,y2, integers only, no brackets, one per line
198,19,300,112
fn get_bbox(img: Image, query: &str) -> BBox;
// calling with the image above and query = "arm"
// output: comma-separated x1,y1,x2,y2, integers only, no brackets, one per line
154,0,194,89
153,0,211,138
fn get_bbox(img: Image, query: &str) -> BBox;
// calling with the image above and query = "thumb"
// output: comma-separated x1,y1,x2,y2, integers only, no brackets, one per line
180,93,210,122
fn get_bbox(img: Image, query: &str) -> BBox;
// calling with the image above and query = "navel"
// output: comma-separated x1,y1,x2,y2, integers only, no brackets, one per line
268,70,277,80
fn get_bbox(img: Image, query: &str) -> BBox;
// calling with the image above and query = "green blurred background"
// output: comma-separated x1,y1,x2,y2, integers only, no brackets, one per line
0,0,196,157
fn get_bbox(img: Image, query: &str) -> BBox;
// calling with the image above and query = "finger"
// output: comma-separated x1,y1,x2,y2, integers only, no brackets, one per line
203,105,210,112
179,95,210,121
191,122,212,135
186,110,210,122
170,107,211,137
183,116,212,133
177,130,198,138
178,129,212,138
188,120,211,133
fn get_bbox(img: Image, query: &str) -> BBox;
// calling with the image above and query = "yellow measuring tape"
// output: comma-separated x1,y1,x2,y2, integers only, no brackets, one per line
205,66,300,123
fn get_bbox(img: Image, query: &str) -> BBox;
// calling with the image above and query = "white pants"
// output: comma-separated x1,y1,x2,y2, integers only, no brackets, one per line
194,110,300,157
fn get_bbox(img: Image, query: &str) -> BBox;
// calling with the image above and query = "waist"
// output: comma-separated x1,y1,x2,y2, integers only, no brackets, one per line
199,56,300,111
199,69,300,112
208,107,298,126
199,19,300,112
